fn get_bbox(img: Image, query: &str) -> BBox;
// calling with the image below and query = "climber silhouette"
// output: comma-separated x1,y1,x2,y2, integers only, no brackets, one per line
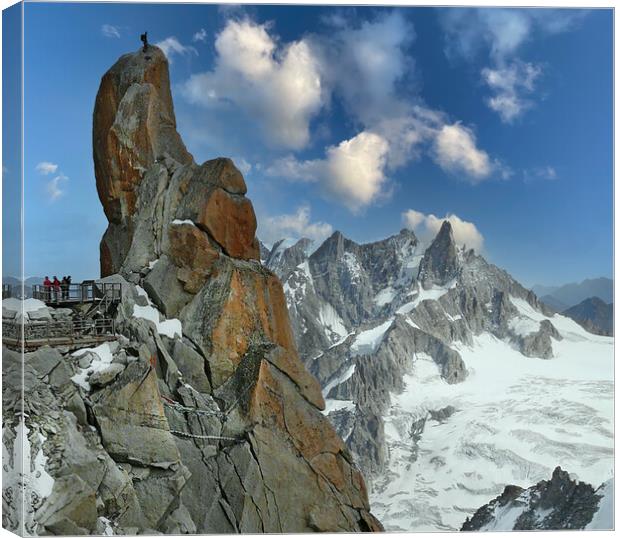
140,31,148,52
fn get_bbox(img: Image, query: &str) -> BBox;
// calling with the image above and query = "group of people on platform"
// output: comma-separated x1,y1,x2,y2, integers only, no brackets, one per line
42,275,72,302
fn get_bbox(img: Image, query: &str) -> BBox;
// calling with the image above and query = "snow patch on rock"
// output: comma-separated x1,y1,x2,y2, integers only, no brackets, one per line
350,319,394,357
71,342,116,390
133,286,182,339
318,302,348,341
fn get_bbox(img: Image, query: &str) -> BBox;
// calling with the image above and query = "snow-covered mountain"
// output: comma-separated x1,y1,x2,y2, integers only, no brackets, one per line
263,222,614,531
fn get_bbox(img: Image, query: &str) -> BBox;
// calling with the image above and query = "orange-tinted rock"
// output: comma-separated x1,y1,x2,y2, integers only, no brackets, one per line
94,46,193,274
94,45,382,533
197,158,247,195
198,188,259,260
205,266,323,408
168,223,219,293
100,237,114,278
209,270,254,386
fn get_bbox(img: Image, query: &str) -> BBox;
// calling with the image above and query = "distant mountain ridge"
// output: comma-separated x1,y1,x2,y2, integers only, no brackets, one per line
563,297,613,336
533,277,613,308
2,276,43,297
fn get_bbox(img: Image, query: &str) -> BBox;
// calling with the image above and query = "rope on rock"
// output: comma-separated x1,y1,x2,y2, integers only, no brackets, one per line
161,379,255,419
168,429,240,442
161,395,225,418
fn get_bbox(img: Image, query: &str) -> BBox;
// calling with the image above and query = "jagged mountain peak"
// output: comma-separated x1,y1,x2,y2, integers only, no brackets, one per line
265,237,317,281
310,230,357,260
462,467,612,531
417,220,459,289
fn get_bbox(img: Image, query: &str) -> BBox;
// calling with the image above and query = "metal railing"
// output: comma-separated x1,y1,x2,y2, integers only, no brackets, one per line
2,317,116,348
32,282,122,305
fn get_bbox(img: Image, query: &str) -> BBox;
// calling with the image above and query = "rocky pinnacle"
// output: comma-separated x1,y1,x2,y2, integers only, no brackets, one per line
92,45,382,532
417,220,459,289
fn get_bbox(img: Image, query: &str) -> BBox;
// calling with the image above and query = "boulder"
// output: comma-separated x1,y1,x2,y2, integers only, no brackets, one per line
89,363,125,388
197,188,259,260
36,475,98,535
27,308,53,321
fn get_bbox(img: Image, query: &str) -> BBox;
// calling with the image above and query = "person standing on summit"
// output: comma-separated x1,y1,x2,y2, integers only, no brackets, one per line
140,31,148,52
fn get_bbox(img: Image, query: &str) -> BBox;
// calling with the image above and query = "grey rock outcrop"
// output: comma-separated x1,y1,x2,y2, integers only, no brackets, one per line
517,319,562,359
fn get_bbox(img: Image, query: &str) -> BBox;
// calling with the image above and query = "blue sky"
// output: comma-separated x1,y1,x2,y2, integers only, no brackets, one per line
6,3,613,287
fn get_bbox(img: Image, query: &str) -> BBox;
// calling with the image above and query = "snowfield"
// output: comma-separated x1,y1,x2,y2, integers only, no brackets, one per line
396,280,457,315
3,298,47,313
370,314,614,531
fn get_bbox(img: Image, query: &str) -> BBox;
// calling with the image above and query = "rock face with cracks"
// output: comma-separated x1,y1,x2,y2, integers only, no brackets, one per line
0,45,382,537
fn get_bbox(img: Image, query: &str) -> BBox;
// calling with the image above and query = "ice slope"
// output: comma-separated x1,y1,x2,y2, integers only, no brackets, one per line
371,316,613,531
586,479,614,530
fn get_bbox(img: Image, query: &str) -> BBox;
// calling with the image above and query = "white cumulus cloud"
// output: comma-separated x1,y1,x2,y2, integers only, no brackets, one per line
432,124,492,181
402,209,484,252
267,131,391,212
258,206,333,245
101,24,121,39
35,162,58,175
315,11,415,125
179,13,507,211
155,37,197,63
181,19,324,150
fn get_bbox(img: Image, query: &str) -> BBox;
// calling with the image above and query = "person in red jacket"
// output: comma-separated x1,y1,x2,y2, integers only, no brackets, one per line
43,276,51,302
52,276,61,302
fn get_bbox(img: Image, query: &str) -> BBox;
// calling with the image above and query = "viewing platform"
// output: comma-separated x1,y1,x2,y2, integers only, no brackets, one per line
32,281,122,307
2,280,122,351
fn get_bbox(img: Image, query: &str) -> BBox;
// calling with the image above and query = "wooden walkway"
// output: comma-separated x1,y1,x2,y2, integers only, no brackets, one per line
3,334,118,352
